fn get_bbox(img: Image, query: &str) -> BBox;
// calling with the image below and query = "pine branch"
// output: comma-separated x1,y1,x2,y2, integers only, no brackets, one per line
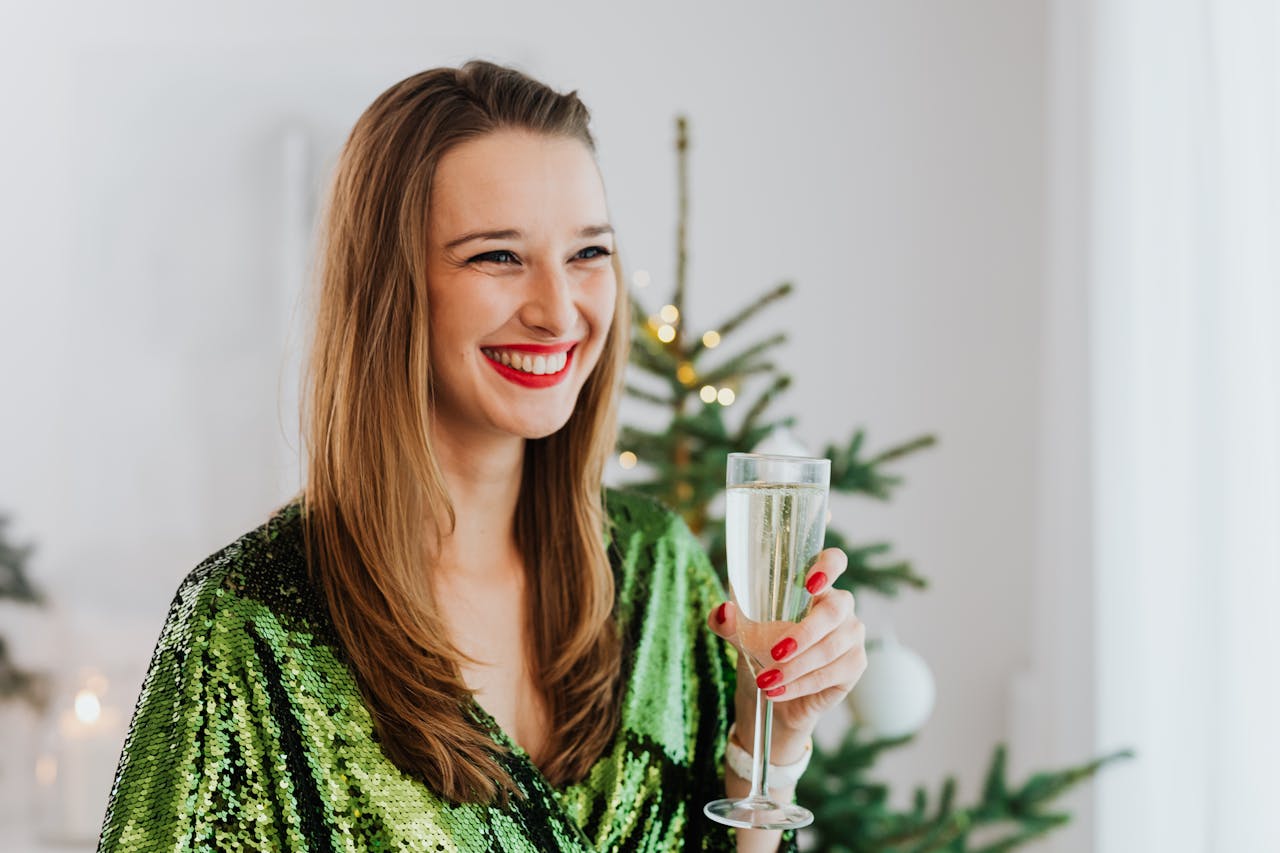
674,115,690,316
693,282,794,352
624,384,675,406
799,726,1134,852
825,529,929,597
696,333,788,386
629,335,684,382
826,429,940,501
0,515,42,604
736,375,793,441
0,514,47,709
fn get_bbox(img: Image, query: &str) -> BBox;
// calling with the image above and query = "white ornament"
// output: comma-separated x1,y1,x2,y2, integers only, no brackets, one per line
846,633,936,738
751,425,814,458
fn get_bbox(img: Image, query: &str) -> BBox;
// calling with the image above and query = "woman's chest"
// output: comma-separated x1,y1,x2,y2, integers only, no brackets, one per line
443,581,553,762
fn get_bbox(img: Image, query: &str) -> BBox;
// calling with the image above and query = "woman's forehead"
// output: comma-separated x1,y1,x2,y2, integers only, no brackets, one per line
429,130,608,240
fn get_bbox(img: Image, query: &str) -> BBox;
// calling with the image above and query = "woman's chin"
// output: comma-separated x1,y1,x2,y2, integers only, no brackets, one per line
518,416,573,441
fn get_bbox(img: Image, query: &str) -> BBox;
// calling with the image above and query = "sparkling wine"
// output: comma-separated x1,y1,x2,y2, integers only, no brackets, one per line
725,482,828,674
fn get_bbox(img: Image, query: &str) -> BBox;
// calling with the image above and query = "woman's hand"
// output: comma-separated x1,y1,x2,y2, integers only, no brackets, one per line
706,547,866,765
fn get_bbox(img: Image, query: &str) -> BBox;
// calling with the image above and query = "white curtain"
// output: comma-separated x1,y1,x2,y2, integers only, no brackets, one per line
1091,1,1280,850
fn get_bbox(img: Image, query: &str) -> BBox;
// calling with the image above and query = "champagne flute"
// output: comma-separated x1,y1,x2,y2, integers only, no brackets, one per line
704,452,830,831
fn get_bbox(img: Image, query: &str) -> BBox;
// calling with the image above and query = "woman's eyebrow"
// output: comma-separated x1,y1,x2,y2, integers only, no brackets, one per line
444,224,614,251
444,228,520,250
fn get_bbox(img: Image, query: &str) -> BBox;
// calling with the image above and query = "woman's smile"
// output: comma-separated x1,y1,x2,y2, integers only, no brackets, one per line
481,342,578,388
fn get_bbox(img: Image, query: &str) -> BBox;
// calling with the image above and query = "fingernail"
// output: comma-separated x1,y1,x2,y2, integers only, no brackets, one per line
715,602,727,625
765,686,786,698
805,572,828,595
756,669,782,689
771,637,798,661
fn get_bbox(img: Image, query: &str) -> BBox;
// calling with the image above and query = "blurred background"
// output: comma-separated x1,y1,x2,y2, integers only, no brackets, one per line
0,1,1275,851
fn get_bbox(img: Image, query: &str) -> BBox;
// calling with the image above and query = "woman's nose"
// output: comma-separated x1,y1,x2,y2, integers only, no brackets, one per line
520,265,578,338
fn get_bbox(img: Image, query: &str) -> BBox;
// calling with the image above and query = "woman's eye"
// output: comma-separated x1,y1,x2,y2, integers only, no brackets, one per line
469,250,519,265
575,246,613,261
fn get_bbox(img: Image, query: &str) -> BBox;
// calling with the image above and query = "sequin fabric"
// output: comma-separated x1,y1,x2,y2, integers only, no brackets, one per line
98,489,797,851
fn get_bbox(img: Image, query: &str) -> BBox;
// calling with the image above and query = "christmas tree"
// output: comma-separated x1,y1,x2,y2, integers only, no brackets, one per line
0,513,47,710
618,117,1132,850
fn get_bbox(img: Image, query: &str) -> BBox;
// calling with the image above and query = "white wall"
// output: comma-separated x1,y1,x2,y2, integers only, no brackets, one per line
0,0,1057,844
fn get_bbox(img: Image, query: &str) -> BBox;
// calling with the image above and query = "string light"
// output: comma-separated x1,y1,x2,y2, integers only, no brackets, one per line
700,385,718,403
676,363,696,385
660,304,680,324
717,387,736,406
618,451,638,469
74,689,102,724
647,316,660,330
702,330,721,349
657,324,676,343
633,270,652,288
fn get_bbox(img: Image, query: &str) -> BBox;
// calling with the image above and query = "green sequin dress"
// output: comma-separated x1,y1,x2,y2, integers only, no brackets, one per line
99,488,796,852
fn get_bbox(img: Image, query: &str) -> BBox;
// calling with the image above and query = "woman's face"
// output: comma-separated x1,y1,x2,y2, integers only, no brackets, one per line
425,129,617,443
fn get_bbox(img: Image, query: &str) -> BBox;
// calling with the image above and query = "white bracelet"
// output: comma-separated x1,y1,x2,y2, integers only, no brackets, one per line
724,722,812,789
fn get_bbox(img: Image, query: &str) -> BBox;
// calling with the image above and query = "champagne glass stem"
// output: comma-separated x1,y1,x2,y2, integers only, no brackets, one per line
748,687,773,799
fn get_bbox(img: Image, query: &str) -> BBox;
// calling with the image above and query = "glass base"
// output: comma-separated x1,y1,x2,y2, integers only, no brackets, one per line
704,796,814,830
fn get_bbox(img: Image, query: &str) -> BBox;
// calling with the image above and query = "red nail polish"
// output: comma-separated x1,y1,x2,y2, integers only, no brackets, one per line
771,637,798,661
756,669,782,689
805,571,828,595
715,602,727,625
765,686,786,698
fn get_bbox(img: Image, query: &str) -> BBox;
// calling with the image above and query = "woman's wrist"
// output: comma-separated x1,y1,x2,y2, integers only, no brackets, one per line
726,722,812,789
732,712,812,766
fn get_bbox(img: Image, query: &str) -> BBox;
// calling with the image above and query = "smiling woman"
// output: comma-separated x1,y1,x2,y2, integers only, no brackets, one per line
94,60,854,853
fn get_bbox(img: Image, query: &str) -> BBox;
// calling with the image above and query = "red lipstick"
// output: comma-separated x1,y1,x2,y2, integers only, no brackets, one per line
482,343,576,388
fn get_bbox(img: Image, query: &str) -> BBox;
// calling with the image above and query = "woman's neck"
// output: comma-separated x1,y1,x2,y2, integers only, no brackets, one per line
428,421,525,582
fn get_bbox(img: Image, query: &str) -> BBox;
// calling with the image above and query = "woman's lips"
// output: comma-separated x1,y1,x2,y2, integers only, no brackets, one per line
482,345,575,388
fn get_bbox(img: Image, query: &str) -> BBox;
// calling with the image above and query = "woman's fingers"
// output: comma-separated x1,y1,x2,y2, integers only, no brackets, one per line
706,599,739,641
761,636,867,701
802,547,849,595
765,588,855,666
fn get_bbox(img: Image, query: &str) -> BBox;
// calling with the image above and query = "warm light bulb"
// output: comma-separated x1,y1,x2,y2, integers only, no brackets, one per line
618,451,638,469
74,689,101,724
657,324,676,343
717,387,736,406
700,385,718,403
647,315,660,330
702,330,721,349
660,304,680,324
633,270,652,288
676,363,696,385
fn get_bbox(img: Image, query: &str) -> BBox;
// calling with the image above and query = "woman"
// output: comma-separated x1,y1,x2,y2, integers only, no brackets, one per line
99,61,865,852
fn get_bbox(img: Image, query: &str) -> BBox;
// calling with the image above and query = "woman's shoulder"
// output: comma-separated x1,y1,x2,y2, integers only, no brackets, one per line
603,486,688,540
603,486,725,607
159,498,335,659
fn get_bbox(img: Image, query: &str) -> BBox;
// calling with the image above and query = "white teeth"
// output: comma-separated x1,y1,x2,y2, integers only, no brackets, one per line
483,347,571,375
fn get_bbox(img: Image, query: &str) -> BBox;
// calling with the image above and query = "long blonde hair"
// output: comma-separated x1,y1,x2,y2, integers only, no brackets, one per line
300,61,629,804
